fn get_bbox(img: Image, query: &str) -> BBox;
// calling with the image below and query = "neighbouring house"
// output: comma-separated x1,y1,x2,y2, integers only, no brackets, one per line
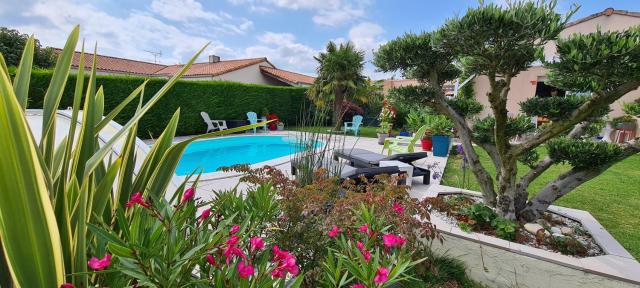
55,49,315,87
383,79,455,96
472,7,640,118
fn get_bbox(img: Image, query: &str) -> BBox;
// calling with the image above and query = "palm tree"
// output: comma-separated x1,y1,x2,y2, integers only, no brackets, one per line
308,41,367,131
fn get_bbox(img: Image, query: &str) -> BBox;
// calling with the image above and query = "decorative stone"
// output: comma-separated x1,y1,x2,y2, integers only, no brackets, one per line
550,227,562,234
561,227,575,236
552,232,565,238
524,223,550,236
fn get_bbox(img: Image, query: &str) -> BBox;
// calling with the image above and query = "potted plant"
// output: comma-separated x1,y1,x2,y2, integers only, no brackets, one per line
377,99,397,144
430,115,454,157
405,109,434,151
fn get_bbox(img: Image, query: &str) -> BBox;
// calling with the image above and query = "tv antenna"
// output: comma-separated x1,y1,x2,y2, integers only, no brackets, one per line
144,49,162,64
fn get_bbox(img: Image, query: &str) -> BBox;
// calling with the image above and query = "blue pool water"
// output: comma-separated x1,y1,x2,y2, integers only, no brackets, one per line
176,135,309,176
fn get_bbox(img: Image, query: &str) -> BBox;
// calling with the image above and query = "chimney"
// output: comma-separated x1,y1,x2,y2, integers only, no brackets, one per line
208,55,220,63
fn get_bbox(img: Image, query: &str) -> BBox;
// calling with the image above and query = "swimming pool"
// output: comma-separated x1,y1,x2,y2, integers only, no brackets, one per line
176,135,310,176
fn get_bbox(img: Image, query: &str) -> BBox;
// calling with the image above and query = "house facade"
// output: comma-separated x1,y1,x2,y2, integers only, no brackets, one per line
472,8,640,118
58,50,315,87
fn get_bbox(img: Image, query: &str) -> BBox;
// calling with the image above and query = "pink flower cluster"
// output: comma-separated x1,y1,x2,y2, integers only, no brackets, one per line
374,267,389,284
87,253,111,270
125,192,150,209
356,241,372,262
271,245,299,278
328,225,341,238
382,234,406,248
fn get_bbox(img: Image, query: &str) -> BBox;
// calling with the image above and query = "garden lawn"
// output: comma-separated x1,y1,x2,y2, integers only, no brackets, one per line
290,126,398,138
442,147,640,259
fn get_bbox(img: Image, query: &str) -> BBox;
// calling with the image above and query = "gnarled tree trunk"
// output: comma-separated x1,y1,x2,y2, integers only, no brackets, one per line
332,88,345,131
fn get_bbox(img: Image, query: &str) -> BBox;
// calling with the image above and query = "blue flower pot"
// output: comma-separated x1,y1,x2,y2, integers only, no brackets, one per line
432,135,451,157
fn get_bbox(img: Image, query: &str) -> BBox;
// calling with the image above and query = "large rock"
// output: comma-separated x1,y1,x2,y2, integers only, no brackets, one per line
524,223,550,237
561,227,575,236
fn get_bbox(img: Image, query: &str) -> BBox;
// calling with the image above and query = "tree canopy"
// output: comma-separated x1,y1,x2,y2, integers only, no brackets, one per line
0,27,56,68
374,0,640,221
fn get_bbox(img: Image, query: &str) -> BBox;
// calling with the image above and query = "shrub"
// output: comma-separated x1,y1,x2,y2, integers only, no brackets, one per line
24,70,308,138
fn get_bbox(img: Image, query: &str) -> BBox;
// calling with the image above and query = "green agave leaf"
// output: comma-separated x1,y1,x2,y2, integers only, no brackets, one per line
96,81,147,132
41,26,79,166
84,43,210,179
71,177,88,287
132,108,181,197
0,53,8,77
92,158,121,222
12,36,35,110
0,48,64,287
114,118,141,211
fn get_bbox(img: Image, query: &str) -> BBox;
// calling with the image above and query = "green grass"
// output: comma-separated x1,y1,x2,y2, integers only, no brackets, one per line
442,147,640,259
290,126,398,138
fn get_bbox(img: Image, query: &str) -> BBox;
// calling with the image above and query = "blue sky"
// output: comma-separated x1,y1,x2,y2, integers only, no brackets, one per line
1,0,639,78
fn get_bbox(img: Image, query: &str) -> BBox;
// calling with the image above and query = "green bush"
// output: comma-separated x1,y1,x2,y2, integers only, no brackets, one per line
25,70,308,138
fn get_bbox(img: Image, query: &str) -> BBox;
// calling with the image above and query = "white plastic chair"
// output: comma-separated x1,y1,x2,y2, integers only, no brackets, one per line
200,112,228,133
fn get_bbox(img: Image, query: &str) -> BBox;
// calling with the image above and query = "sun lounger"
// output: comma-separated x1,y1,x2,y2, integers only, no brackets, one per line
290,158,407,186
333,148,431,184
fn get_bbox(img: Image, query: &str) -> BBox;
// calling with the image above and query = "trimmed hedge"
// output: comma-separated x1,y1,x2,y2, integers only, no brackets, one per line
26,70,308,138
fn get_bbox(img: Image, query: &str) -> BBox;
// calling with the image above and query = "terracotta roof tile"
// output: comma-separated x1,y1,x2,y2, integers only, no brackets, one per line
260,66,315,85
155,58,268,77
55,48,167,76
565,8,640,29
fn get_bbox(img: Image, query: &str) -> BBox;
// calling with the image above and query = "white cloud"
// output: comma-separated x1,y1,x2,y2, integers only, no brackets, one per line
348,22,384,56
241,32,319,75
150,0,221,22
228,0,370,26
17,0,217,64
151,0,253,35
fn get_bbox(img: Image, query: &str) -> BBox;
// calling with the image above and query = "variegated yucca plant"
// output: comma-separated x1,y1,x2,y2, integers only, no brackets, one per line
0,26,266,287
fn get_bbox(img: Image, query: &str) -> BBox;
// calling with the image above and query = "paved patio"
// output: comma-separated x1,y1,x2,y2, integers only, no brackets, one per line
147,130,449,201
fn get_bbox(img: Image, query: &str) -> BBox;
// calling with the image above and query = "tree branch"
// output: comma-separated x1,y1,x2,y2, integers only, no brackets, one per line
518,121,592,186
512,80,640,156
520,137,640,221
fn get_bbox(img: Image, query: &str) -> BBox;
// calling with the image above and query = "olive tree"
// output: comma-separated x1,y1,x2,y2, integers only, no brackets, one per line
374,1,640,221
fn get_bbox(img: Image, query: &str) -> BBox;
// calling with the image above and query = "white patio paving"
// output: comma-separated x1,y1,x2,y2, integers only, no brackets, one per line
146,130,449,201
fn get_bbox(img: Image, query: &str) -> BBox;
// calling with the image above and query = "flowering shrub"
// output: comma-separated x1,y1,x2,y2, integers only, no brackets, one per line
377,99,397,134
91,183,304,287
223,165,442,286
321,205,424,287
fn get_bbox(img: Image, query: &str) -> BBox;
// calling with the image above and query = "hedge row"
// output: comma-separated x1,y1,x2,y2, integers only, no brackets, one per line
26,71,309,138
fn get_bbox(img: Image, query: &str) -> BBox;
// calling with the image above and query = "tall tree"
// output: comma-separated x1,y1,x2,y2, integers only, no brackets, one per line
308,41,367,130
0,27,56,68
374,1,640,221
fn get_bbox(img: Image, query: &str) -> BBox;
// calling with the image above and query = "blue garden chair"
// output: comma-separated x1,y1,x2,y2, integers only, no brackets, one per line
344,115,363,136
247,111,268,133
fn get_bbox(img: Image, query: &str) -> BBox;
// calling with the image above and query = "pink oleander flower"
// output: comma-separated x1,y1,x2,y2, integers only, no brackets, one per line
250,237,264,252
356,241,371,262
206,254,217,266
328,225,340,238
374,267,389,284
229,225,240,235
237,261,254,279
362,250,371,262
198,208,211,223
271,245,299,278
392,202,405,214
351,284,366,288
382,234,406,248
87,253,111,270
60,284,75,288
223,235,246,264
125,192,150,209
358,224,368,233
181,187,195,204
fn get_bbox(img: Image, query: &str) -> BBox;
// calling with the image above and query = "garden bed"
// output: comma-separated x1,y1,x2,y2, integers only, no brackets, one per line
420,185,640,288
426,194,604,258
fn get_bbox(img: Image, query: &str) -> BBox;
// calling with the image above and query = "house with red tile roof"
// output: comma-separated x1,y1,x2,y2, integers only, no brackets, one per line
56,49,315,87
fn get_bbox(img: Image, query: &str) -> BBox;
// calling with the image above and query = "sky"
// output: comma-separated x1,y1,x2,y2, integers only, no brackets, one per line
1,0,639,79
